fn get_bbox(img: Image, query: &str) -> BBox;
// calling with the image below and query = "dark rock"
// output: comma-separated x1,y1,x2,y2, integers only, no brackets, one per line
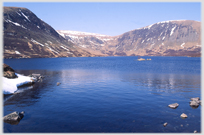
3,111,25,125
3,64,18,78
168,103,179,109
57,82,61,86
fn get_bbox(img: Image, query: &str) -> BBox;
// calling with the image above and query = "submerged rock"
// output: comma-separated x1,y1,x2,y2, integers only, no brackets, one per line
163,122,168,127
3,111,25,125
57,82,61,86
168,103,179,109
180,113,188,119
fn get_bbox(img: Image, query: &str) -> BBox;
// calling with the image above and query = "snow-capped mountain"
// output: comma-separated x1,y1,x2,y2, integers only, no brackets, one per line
57,20,201,57
3,7,92,58
3,6,201,58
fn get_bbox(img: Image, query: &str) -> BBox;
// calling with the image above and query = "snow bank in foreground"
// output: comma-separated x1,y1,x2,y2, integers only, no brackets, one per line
3,73,36,94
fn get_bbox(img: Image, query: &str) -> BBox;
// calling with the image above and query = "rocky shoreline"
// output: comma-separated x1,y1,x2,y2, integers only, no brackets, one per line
3,63,44,125
3,63,43,94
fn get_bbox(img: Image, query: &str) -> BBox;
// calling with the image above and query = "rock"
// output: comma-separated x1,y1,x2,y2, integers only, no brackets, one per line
29,73,44,82
190,100,200,108
3,111,25,125
180,113,188,119
3,64,18,78
57,82,61,86
191,97,200,101
168,103,179,109
190,97,201,108
163,122,168,127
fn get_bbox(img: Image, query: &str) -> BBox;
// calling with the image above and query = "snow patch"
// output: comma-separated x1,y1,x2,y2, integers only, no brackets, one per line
170,26,176,36
181,43,185,48
60,46,69,51
16,11,21,16
80,45,88,48
162,36,165,40
57,30,109,37
47,46,59,54
5,19,27,29
149,43,155,49
31,39,44,46
58,33,65,38
15,51,21,54
20,11,31,22
148,24,153,29
3,73,35,94
47,41,52,44
157,20,186,24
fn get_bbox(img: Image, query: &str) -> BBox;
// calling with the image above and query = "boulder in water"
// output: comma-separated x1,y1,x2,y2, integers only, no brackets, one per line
180,113,188,119
163,122,168,127
3,111,25,125
190,97,201,109
168,103,179,109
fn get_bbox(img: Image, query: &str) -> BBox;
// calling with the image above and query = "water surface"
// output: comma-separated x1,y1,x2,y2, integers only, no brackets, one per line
3,56,201,133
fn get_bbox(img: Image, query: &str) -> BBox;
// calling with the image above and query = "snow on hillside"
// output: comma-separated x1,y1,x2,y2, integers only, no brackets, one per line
57,30,110,37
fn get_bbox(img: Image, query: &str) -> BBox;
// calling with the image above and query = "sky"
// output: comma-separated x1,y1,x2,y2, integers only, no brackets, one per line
3,2,201,36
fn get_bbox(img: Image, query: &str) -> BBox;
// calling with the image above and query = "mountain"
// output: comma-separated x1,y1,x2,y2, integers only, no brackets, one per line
57,30,119,56
57,20,201,57
3,7,92,59
3,6,201,58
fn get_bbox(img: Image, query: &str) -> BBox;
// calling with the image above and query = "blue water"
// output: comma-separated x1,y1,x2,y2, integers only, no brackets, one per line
3,56,201,133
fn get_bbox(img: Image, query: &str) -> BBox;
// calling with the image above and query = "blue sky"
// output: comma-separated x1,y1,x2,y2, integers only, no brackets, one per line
3,2,201,36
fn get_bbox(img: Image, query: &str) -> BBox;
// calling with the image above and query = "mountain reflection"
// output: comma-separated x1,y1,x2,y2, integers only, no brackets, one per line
121,72,200,94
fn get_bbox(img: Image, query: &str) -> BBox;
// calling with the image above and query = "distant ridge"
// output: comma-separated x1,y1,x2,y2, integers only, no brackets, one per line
57,20,201,57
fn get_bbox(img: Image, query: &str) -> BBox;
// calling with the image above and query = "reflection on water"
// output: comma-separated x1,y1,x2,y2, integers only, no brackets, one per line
5,69,200,108
121,72,200,95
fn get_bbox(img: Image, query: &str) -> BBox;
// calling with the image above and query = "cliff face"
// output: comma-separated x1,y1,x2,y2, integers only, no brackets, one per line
58,20,201,57
3,7,92,59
